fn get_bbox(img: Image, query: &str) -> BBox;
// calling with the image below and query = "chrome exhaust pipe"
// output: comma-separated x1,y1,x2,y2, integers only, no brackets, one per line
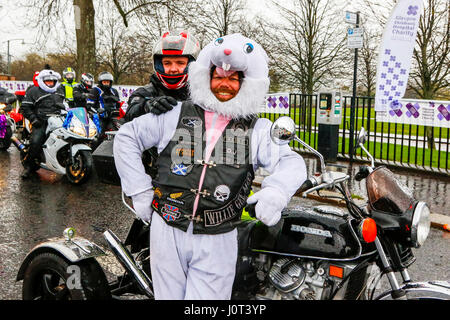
103,229,153,297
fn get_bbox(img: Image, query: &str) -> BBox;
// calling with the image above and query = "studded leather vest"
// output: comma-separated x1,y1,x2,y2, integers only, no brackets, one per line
151,101,256,234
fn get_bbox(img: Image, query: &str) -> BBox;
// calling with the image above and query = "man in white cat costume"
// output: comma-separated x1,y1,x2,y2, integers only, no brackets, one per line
113,33,307,300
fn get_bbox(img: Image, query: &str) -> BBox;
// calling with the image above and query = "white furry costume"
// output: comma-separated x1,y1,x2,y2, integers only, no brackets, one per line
113,34,307,300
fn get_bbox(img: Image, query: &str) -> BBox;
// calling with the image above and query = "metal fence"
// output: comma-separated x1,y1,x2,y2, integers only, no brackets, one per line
262,93,450,174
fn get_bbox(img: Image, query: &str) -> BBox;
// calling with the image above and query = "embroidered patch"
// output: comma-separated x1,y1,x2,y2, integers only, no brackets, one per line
170,192,183,199
166,197,185,205
181,116,202,128
161,204,181,221
152,199,159,210
171,163,193,176
214,185,231,202
154,188,162,198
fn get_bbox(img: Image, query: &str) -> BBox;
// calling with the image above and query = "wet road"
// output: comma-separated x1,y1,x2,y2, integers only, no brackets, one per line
0,147,133,299
0,147,449,299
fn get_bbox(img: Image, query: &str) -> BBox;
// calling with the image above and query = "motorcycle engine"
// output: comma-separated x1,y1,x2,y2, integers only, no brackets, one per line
255,257,331,300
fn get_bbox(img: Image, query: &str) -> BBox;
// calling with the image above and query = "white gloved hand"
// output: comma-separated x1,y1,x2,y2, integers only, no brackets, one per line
131,190,154,223
246,187,288,226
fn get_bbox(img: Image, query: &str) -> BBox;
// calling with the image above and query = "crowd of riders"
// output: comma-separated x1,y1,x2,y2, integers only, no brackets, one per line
7,30,203,179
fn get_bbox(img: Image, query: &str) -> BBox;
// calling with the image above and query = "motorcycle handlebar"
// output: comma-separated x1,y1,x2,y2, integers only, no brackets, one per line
298,179,314,193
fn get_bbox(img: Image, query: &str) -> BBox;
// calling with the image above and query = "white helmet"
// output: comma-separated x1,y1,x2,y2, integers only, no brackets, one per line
37,68,61,93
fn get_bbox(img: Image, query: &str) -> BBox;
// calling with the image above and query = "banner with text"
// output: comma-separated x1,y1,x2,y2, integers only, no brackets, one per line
374,0,423,112
376,98,450,128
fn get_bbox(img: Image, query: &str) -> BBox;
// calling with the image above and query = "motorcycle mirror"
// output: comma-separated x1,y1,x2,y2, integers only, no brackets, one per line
357,127,367,146
271,116,327,174
270,116,296,145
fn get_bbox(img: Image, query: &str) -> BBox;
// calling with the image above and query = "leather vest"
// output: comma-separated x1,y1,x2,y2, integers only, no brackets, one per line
151,102,256,234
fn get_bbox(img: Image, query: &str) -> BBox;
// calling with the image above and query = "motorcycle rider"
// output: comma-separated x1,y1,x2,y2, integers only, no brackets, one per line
87,71,120,134
20,67,66,178
113,33,307,300
59,67,78,108
124,30,200,122
0,87,15,104
73,73,94,108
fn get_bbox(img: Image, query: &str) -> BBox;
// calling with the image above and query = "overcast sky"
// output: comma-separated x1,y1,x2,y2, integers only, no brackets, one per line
0,0,360,61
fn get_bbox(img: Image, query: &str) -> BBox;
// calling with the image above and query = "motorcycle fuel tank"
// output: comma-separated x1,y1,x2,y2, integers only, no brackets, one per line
250,205,362,260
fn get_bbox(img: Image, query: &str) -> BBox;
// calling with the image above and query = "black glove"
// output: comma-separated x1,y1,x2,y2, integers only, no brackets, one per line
144,96,177,115
31,118,43,128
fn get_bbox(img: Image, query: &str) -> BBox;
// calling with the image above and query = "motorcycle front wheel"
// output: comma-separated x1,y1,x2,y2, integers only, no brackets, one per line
66,150,93,185
22,252,111,300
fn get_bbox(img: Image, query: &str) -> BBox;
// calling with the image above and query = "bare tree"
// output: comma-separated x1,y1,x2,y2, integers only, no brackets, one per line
411,0,450,149
96,6,152,84
410,0,450,100
17,0,95,77
358,28,379,97
263,0,347,94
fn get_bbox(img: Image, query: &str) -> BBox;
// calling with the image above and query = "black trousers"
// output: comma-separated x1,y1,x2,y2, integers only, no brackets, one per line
24,123,47,168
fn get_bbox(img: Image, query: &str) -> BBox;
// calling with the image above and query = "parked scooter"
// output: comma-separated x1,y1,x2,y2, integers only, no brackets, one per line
16,117,450,300
0,95,18,151
11,106,99,185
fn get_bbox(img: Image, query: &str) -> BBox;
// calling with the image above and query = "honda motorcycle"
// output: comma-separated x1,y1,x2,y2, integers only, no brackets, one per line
12,106,99,185
0,95,18,151
16,116,450,300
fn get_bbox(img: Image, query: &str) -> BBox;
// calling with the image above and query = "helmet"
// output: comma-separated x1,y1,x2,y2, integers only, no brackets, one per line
37,68,61,93
152,30,200,90
80,73,94,90
98,71,114,88
63,67,76,84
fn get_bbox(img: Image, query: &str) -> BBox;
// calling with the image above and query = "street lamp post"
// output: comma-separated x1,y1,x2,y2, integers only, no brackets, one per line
5,38,25,75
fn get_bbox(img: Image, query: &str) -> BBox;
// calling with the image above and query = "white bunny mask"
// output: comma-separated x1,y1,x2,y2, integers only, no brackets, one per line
187,33,270,119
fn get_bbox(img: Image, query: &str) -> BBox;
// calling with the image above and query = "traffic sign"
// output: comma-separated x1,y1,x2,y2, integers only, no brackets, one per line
345,11,358,24
347,27,363,48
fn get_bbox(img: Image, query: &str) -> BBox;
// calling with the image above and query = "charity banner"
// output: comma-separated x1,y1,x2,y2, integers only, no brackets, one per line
261,92,290,114
374,0,423,112
0,80,32,92
0,80,137,102
376,98,450,129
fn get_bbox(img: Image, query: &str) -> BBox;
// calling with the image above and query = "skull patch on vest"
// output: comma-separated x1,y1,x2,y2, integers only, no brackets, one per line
214,185,231,202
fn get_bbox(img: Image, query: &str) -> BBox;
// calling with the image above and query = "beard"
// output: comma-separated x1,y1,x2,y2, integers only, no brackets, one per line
187,61,270,120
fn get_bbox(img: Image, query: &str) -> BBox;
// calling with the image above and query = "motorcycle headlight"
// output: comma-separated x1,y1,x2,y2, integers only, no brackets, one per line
89,126,97,138
411,202,430,248
70,125,87,137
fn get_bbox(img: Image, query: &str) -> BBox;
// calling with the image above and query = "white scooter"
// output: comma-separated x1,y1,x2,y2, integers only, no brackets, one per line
12,106,100,184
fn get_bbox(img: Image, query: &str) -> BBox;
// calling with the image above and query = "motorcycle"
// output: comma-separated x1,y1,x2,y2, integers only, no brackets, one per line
11,106,100,185
0,95,18,151
16,116,450,300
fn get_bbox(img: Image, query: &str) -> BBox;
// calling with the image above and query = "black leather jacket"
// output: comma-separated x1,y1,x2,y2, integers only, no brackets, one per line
20,86,66,122
73,83,91,108
124,74,189,122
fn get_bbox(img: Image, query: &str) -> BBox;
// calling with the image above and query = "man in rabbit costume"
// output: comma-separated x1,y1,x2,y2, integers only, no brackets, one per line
114,33,307,300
